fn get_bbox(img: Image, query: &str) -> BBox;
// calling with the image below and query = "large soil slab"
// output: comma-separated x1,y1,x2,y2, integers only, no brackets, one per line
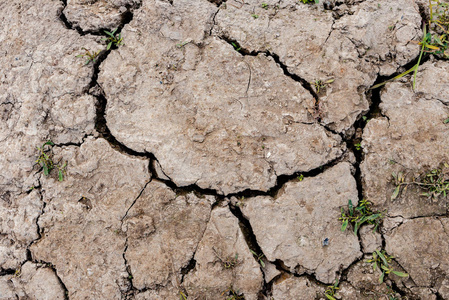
240,162,362,283
99,0,345,194
123,181,214,291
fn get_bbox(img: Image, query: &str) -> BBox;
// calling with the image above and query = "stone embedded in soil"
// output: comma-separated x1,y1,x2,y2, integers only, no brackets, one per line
99,0,345,194
385,217,449,294
122,181,214,290
64,0,142,32
214,0,421,132
361,60,449,218
240,162,362,284
184,205,263,300
0,262,66,299
271,275,324,299
30,137,150,300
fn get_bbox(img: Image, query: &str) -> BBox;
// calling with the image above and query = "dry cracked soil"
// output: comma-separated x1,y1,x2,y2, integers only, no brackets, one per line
1,0,449,299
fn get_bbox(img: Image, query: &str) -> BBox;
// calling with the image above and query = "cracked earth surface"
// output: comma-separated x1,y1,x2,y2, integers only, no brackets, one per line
1,0,449,299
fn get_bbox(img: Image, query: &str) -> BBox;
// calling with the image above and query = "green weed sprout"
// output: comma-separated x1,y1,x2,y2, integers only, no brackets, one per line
35,141,67,181
179,291,187,300
366,250,409,283
391,164,449,200
340,199,384,235
36,141,55,176
57,162,67,182
249,250,265,267
299,0,319,3
261,3,268,9
324,279,339,300
213,247,241,269
222,287,244,300
103,29,123,50
76,48,100,65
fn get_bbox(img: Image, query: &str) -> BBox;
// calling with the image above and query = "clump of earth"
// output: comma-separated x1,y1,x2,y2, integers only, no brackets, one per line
1,0,449,299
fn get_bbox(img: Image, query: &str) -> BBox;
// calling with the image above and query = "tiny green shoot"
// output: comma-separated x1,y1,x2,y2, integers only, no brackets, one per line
102,29,123,50
340,199,384,235
324,279,339,300
250,250,265,267
366,250,409,283
76,48,100,65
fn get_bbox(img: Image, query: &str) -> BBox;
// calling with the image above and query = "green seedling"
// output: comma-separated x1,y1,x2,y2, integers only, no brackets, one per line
57,161,67,182
36,141,55,176
366,250,409,283
297,174,304,181
251,14,259,19
299,0,319,3
231,42,242,52
444,116,449,124
222,287,244,300
312,78,334,93
102,28,123,50
249,250,265,267
76,47,100,65
324,279,339,300
392,164,449,200
261,2,268,9
176,41,190,48
35,140,67,181
213,247,241,269
340,199,384,235
354,142,362,151
179,291,188,300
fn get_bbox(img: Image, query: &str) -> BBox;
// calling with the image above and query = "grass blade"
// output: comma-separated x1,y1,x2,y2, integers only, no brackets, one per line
392,270,409,277
391,185,400,200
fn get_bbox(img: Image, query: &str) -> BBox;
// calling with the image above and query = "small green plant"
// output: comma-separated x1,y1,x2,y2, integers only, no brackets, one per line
57,161,67,182
222,287,245,300
251,14,259,19
176,41,190,48
354,142,362,151
297,174,304,181
102,29,123,50
324,279,339,300
35,141,67,181
213,247,241,269
179,291,187,300
391,164,449,200
366,250,409,283
76,48,100,65
299,0,319,3
261,2,268,9
36,141,55,176
444,116,449,123
249,250,265,267
340,199,384,235
311,78,334,93
231,42,242,52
